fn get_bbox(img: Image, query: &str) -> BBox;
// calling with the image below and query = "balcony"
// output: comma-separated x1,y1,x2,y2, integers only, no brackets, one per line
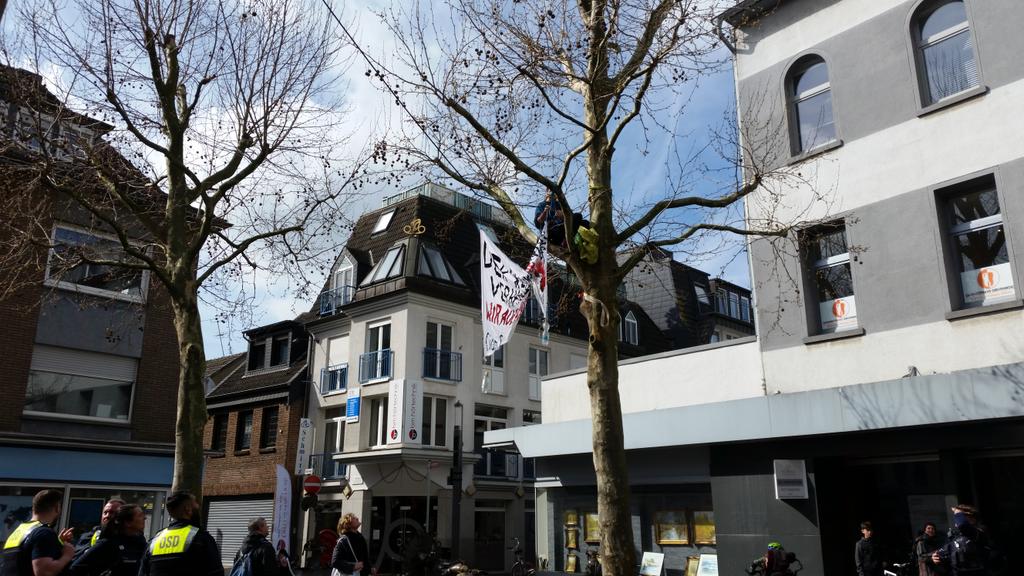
474,448,521,480
319,285,355,316
422,348,462,382
320,364,348,396
358,349,394,383
309,452,347,480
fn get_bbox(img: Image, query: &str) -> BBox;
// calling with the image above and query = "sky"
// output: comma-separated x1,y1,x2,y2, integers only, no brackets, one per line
1,1,747,358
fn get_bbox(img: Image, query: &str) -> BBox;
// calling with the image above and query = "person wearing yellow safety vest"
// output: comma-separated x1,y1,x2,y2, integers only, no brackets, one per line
138,491,223,576
0,489,75,576
74,499,125,552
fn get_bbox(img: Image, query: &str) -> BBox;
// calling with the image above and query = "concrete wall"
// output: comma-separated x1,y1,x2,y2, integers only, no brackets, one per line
541,338,764,423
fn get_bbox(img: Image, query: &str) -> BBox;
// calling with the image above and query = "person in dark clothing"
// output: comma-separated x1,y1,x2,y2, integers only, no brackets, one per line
914,522,945,576
0,489,75,576
533,192,589,248
69,504,147,576
331,514,374,576
932,513,989,576
233,517,279,576
138,491,223,576
74,499,126,552
855,521,883,576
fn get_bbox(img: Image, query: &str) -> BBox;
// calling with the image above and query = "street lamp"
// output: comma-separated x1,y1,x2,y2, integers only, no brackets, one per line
449,400,464,559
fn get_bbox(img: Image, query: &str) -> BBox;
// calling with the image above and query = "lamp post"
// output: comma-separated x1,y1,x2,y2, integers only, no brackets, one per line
449,400,464,559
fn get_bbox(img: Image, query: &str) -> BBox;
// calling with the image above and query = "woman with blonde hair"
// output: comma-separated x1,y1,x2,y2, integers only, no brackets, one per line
331,513,372,576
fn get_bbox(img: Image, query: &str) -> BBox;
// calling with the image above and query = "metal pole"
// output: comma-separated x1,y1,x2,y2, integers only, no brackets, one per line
450,424,463,558
426,460,431,533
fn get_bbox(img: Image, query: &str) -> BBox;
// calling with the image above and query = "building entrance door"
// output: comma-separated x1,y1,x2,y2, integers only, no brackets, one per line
474,500,507,571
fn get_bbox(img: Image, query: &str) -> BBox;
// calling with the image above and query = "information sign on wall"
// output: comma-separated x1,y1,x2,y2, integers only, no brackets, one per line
346,388,360,423
293,418,313,475
773,459,809,499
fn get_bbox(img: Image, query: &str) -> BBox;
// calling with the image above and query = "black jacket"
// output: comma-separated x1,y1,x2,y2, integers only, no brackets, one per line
331,532,369,575
68,533,147,576
138,520,223,576
234,533,279,576
856,537,883,576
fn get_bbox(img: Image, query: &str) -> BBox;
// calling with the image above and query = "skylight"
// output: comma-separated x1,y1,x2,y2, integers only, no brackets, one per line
372,210,395,234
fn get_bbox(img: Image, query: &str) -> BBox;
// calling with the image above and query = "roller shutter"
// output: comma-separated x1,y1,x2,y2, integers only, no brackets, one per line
206,498,274,567
30,344,137,381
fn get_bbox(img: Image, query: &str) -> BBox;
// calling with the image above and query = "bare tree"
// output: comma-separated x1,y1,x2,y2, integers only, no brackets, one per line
327,0,834,573
0,0,365,498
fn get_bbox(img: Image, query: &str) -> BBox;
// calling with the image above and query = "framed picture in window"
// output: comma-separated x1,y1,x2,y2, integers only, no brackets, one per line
684,556,700,576
693,511,716,545
654,510,689,545
584,513,601,543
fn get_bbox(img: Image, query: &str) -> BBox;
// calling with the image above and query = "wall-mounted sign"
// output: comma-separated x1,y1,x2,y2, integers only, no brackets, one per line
346,388,361,423
774,459,808,499
293,418,313,475
962,262,1014,306
386,379,423,444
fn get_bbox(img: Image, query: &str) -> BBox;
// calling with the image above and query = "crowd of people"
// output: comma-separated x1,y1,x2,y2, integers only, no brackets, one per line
0,489,378,576
855,505,1000,576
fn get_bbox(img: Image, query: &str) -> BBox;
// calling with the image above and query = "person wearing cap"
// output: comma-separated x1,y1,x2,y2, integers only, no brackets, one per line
137,491,222,576
0,489,75,576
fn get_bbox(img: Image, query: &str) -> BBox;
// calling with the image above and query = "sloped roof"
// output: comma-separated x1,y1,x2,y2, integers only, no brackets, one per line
207,360,307,401
205,353,245,383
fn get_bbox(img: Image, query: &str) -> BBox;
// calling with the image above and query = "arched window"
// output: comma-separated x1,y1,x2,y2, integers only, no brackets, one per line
788,56,836,154
624,312,638,345
914,0,978,104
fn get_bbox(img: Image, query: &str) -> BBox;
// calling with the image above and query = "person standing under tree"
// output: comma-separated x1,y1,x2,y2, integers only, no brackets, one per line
137,491,222,576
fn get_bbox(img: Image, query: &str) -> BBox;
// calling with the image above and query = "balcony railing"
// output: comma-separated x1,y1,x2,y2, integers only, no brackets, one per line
358,349,394,383
309,452,347,480
474,448,520,480
422,348,462,381
320,364,348,395
319,285,355,316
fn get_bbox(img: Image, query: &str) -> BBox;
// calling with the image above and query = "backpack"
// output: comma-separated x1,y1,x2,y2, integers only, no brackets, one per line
765,548,790,574
228,551,255,576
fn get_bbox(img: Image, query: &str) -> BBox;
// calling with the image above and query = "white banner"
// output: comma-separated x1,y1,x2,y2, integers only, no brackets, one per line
272,464,291,555
819,295,857,332
387,379,403,444
293,418,313,475
481,229,533,357
527,221,549,343
961,262,1014,306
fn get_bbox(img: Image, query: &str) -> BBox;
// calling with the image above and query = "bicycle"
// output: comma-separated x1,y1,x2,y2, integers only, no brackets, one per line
510,537,536,576
882,562,914,576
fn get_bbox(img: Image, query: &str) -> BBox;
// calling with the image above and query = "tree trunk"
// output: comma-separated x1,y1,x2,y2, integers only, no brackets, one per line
583,262,634,576
168,281,208,500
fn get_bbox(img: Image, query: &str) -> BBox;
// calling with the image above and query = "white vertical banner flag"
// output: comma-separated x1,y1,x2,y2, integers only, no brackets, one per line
526,221,549,344
272,464,291,555
481,229,533,357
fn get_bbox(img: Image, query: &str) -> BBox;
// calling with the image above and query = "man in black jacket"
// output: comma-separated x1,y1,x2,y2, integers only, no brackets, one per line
856,521,883,576
138,491,223,576
233,518,279,576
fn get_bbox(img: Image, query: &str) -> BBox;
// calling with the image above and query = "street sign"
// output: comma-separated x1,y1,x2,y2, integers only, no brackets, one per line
304,474,322,495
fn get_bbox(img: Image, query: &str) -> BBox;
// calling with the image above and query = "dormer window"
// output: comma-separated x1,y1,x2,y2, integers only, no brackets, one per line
624,311,639,345
248,339,267,371
271,335,290,366
372,210,395,234
360,245,405,286
418,243,466,285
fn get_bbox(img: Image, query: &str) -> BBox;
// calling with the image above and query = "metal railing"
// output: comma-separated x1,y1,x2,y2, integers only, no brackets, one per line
319,285,355,316
309,452,347,480
320,364,348,395
422,348,462,381
474,448,521,480
358,349,394,383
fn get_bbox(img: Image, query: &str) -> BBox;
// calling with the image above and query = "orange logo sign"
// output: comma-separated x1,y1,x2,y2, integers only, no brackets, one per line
832,299,847,319
977,268,997,290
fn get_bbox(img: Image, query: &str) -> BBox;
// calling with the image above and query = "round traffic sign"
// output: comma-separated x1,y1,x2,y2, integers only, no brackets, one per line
304,475,322,495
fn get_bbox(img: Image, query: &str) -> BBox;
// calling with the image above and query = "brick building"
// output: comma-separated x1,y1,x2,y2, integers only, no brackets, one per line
202,316,310,566
0,66,180,543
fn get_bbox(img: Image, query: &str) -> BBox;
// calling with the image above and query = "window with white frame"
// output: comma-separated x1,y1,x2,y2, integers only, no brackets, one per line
474,405,509,477
914,0,979,105
425,321,455,380
24,345,137,422
45,226,146,301
528,347,548,401
523,409,541,425
421,396,448,447
694,285,711,309
368,397,389,447
728,293,740,319
806,224,857,333
360,245,405,286
333,258,355,304
482,345,505,395
740,296,751,322
624,311,638,345
945,180,1014,308
361,322,392,382
372,210,395,234
788,56,836,153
